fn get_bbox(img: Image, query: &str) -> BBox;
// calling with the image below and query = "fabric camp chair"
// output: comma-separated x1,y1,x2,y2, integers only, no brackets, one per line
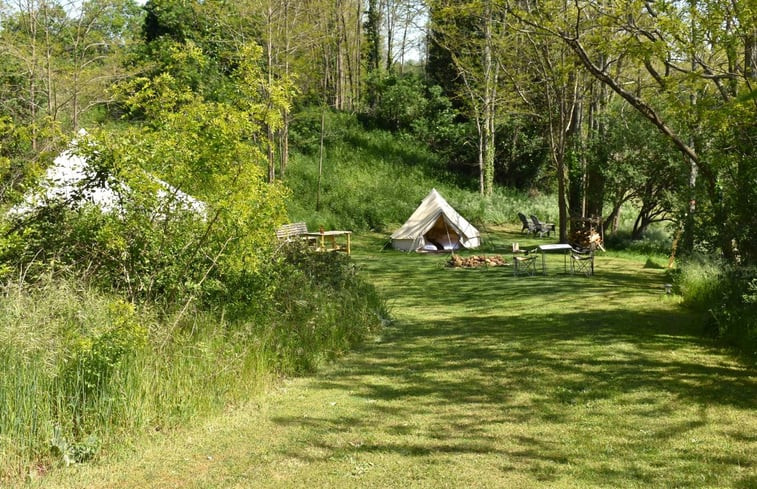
570,247,594,276
513,249,538,276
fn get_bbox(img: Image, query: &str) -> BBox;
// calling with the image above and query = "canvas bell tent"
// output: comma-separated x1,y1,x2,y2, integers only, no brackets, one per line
11,131,205,217
390,189,480,251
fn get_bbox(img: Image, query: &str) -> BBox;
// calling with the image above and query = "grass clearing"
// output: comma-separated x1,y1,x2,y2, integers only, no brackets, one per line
16,228,757,489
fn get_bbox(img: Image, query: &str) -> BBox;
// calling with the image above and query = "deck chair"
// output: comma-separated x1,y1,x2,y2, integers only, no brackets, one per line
513,252,538,276
530,215,555,238
570,247,594,276
518,212,536,234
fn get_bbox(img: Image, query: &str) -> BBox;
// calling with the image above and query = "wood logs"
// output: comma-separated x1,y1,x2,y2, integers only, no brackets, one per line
569,228,604,250
447,254,508,268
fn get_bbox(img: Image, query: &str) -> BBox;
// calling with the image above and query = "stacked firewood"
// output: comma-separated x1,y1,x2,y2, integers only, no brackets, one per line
570,228,604,250
448,254,508,268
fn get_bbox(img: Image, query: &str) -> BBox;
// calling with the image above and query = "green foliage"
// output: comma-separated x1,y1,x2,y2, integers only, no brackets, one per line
60,300,147,407
675,259,757,356
139,0,263,102
601,103,687,238
704,105,757,265
287,109,446,231
0,0,142,136
0,116,63,207
603,224,674,257
0,279,153,474
2,43,290,307
365,74,440,133
269,242,386,373
494,116,548,190
0,250,386,480
361,73,473,174
50,424,100,467
286,110,558,232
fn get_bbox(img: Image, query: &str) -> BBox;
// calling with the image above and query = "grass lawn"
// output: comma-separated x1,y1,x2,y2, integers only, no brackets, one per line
21,228,757,489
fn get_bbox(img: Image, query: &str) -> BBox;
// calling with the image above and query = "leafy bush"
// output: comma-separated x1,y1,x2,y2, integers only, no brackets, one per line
603,224,673,256
1,67,289,307
0,247,386,479
676,259,757,357
1,201,211,305
270,242,386,372
59,300,147,414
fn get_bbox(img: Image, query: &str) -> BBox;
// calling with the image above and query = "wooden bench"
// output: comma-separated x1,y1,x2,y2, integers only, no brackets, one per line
275,221,309,241
276,222,318,248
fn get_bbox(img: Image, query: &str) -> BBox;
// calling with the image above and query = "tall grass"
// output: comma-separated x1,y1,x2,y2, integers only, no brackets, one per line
675,257,757,357
285,111,558,232
0,249,386,481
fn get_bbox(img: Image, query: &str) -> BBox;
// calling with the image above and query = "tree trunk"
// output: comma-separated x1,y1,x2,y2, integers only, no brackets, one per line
28,1,38,151
477,118,485,195
385,0,394,71
566,70,583,230
365,0,381,74
586,78,608,219
355,0,362,107
266,2,276,182
316,107,325,211
746,29,757,79
482,0,495,196
280,0,291,178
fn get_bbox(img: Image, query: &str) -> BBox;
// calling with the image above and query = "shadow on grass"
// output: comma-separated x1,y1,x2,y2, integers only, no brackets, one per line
273,238,756,487
315,308,754,409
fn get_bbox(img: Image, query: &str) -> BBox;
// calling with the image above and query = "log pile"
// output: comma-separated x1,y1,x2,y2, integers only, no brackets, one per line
570,228,605,251
448,254,508,268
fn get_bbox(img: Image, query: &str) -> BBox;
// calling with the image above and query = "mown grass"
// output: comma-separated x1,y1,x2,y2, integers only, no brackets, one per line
20,227,756,489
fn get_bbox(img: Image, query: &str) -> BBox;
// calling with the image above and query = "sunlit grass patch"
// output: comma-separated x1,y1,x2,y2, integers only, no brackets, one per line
13,228,756,489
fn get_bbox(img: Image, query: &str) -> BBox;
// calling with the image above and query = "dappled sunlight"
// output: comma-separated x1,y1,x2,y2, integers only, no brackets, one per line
258,232,756,487
29,232,755,489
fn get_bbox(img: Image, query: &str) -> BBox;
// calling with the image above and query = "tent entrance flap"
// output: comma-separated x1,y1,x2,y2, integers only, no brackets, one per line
424,215,461,250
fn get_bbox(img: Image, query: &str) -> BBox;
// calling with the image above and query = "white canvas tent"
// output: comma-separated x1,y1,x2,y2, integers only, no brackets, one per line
11,131,205,217
390,188,480,251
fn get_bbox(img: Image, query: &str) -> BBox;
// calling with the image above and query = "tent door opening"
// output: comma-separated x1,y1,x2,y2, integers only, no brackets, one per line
423,215,460,251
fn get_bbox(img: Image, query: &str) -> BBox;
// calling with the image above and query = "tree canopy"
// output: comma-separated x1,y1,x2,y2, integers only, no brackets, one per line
0,0,754,266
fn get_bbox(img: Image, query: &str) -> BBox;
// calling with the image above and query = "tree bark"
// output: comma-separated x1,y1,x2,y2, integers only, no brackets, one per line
316,107,325,211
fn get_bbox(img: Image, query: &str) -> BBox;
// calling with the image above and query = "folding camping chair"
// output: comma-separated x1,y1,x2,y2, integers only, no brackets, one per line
513,252,538,276
570,247,594,276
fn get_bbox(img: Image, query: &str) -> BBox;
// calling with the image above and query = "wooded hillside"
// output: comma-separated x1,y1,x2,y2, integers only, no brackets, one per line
2,0,754,264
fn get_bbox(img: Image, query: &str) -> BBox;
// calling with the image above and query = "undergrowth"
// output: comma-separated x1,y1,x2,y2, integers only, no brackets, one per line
284,110,557,232
0,244,385,481
674,258,757,359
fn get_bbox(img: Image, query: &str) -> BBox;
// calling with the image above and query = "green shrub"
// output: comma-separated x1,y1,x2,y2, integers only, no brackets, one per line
269,242,386,373
0,246,387,480
58,300,147,424
676,259,757,357
603,224,673,256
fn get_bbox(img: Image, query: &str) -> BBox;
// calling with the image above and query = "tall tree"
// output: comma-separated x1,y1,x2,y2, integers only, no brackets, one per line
511,0,757,263
428,0,502,196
